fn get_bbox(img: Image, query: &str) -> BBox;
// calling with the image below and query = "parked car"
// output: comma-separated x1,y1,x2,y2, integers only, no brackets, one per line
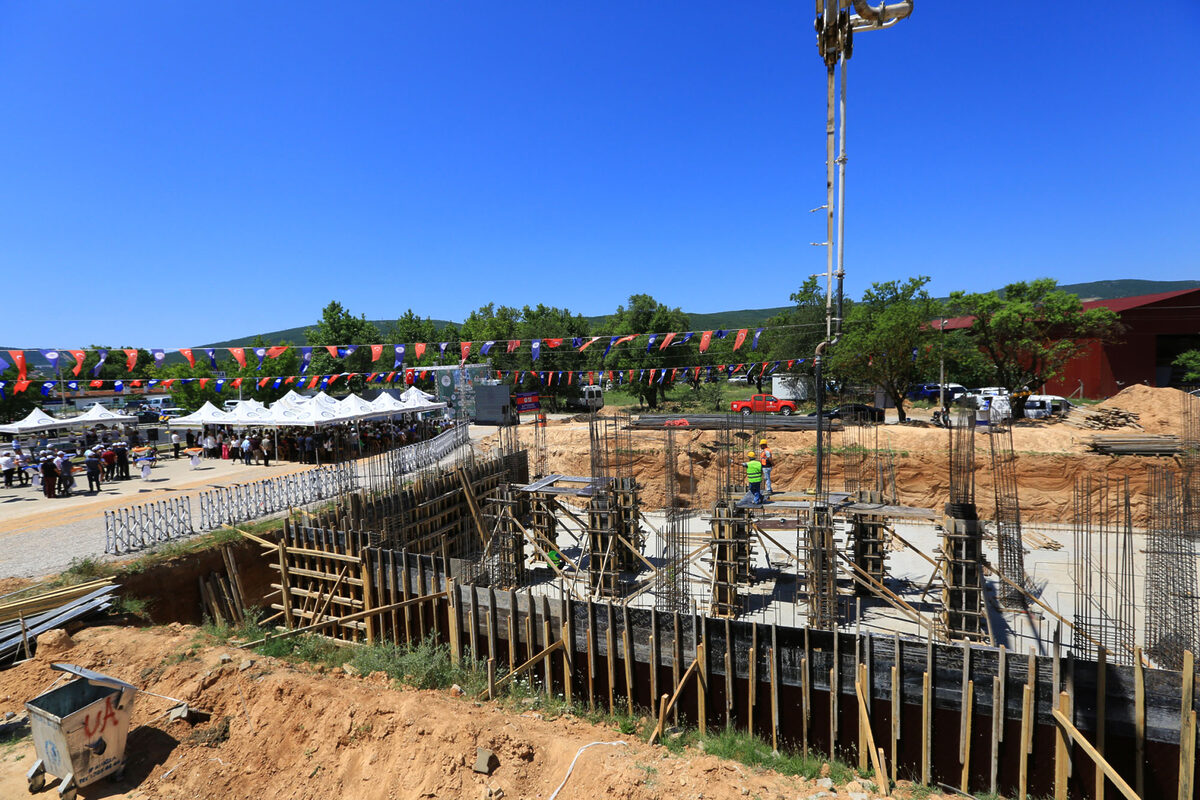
806,403,885,423
727,374,749,384
907,383,966,402
729,394,797,416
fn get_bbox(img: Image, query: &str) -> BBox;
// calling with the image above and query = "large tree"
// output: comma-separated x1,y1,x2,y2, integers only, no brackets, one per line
305,301,383,393
829,276,940,421
602,294,692,409
947,278,1121,392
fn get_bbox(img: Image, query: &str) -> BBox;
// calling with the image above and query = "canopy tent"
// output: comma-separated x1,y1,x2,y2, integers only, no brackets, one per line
337,394,388,421
224,400,275,425
400,386,436,402
399,394,447,412
73,403,137,424
0,408,74,435
306,392,342,411
167,402,232,427
368,393,407,413
269,403,347,428
273,390,310,410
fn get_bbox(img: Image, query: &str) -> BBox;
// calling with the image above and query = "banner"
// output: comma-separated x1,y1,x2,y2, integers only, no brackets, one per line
123,349,138,372
513,391,541,413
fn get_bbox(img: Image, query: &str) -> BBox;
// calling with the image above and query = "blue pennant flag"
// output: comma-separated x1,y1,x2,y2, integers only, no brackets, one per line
571,337,583,350
338,345,357,358
180,378,194,385
393,344,405,369
438,343,448,360
214,379,225,393
752,328,763,350
147,379,159,389
40,350,60,371
255,347,267,370
92,350,108,377
0,355,10,374
272,378,283,389
481,341,494,356
113,380,124,393
715,330,728,339
531,340,541,361
40,381,55,396
604,336,617,358
205,349,217,368
680,332,694,345
152,349,165,367
66,380,79,391
299,347,313,374
646,334,658,353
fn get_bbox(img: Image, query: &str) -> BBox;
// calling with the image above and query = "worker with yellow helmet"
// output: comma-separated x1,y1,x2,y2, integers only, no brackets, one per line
744,449,764,505
759,438,774,497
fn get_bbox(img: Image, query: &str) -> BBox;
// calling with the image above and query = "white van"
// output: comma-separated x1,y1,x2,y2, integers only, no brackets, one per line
1024,395,1073,419
140,395,173,410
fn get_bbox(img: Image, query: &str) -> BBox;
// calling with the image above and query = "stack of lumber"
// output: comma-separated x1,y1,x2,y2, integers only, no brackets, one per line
1086,434,1181,456
1023,530,1063,551
0,578,118,664
198,544,248,627
1067,406,1142,430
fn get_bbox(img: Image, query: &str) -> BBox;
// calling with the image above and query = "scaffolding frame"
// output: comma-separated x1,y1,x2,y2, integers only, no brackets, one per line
1072,475,1136,665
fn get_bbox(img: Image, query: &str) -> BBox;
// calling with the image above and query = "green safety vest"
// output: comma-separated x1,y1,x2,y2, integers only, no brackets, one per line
746,459,763,482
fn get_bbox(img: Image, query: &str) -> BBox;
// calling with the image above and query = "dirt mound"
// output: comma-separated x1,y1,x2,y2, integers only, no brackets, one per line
0,625,881,800
1097,384,1190,435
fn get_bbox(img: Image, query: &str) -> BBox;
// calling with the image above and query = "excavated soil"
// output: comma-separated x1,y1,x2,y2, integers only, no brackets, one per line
489,386,1194,525
0,625,922,800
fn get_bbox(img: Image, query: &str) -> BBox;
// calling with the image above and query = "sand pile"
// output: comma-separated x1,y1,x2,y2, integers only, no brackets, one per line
1097,384,1190,435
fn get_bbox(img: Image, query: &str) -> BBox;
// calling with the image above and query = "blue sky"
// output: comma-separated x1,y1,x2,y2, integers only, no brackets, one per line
2,2,1197,347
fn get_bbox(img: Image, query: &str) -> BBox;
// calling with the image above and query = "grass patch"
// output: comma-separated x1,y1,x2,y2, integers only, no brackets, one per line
114,594,151,618
698,728,857,783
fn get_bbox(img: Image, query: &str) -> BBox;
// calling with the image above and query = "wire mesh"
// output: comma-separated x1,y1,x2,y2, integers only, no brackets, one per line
1071,475,1136,664
1145,465,1199,670
987,418,1027,608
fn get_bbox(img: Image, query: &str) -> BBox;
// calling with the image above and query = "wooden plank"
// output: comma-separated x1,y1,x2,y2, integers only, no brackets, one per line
697,640,708,736
622,604,634,715
770,646,779,753
240,591,446,647
277,540,295,628
649,608,659,714
959,643,971,765
447,579,461,665
855,664,889,797
606,601,616,715
891,664,901,787
542,600,553,695
647,656,699,745
725,618,734,729
1052,700,1141,800
990,675,1002,795
361,548,375,644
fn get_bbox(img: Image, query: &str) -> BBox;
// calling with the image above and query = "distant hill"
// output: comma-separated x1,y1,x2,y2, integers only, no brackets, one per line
199,278,1199,347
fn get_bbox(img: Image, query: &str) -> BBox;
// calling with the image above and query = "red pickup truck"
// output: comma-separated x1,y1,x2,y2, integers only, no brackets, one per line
730,394,797,416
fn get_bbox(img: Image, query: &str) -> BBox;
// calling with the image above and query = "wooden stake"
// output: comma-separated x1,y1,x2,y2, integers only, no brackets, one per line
748,645,757,734
990,675,1002,796
960,679,974,793
447,579,461,665
891,664,900,787
1054,691,1070,800
770,647,779,753
921,670,931,786
487,657,496,700
543,614,553,695
277,540,294,628
697,640,708,735
1134,645,1145,798
855,666,889,796
801,655,810,755
1096,646,1106,800
1180,650,1195,800
606,601,615,715
1019,683,1032,800
623,625,634,715
858,662,868,773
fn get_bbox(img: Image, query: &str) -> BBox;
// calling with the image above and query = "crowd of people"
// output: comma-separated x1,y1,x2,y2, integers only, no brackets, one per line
184,417,456,466
0,441,139,498
0,415,457,500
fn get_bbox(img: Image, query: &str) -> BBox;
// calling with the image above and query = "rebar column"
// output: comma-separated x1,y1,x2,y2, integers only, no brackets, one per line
942,408,987,642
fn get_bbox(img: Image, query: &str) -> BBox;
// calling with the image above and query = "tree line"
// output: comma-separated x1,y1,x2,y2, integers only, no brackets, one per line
0,278,1128,421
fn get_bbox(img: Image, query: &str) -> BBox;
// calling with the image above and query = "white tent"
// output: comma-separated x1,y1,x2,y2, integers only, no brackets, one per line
400,386,436,402
273,390,310,410
0,408,72,435
399,394,447,412
307,392,342,410
337,394,387,421
73,403,137,424
225,400,275,425
368,393,407,413
167,401,232,427
268,403,347,428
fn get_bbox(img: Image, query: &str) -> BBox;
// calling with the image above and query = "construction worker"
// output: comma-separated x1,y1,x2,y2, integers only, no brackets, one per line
744,450,763,505
759,438,774,496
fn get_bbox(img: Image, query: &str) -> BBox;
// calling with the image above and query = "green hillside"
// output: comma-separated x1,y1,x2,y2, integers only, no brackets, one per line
200,278,1198,348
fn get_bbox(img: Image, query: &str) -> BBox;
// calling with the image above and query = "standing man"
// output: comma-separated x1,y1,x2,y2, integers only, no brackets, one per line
758,438,774,497
84,450,102,494
744,450,764,505
171,430,182,459
40,454,57,499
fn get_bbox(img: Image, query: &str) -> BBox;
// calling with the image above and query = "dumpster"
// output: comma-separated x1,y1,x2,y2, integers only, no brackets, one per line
24,663,138,799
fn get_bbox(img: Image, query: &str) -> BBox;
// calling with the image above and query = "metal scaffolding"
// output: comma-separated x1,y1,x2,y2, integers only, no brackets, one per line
1145,465,1199,670
658,428,691,614
1071,475,1136,665
942,408,987,642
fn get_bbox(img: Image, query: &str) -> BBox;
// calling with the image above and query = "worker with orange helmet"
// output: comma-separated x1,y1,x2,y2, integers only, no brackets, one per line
759,438,774,497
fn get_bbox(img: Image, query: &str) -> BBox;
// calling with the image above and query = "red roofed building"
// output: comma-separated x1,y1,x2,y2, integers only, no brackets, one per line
941,288,1200,398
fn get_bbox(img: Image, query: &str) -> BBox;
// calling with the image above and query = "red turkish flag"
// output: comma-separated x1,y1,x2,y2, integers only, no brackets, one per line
325,346,339,359
285,376,297,384
460,342,472,362
733,329,748,351
130,380,142,388
414,343,426,359
649,369,656,383
89,380,103,389
567,371,573,385
659,332,676,350
258,378,270,389
123,349,139,372
179,348,196,368
370,344,383,362
506,340,521,353
68,350,86,376
699,331,713,353
231,377,243,389
228,348,247,369
405,369,415,384
198,378,209,389
385,372,395,382
545,338,562,348
14,380,30,393
670,368,677,382
7,351,26,381
161,379,175,388
787,359,795,369
266,346,289,359
588,372,595,385
307,376,320,389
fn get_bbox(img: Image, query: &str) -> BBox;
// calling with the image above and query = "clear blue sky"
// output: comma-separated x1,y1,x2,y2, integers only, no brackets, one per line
2,2,1197,347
